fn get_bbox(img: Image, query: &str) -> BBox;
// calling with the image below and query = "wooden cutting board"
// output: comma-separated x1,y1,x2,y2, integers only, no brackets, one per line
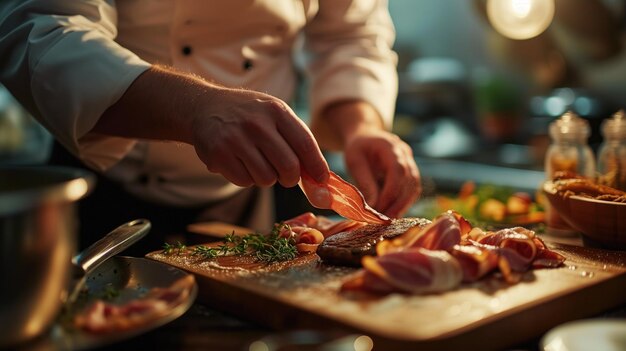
146,224,626,351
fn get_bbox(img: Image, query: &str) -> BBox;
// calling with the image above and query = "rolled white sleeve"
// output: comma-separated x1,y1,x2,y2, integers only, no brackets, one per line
0,0,151,171
304,0,398,130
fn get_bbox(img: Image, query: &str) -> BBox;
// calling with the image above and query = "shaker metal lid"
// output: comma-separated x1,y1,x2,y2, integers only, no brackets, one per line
549,110,591,140
601,109,626,140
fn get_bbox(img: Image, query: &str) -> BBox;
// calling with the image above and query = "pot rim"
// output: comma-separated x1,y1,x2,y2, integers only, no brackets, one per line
0,165,95,215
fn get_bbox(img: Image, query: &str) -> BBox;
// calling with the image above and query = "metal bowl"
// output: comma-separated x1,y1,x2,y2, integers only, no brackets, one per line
543,180,626,250
0,166,94,348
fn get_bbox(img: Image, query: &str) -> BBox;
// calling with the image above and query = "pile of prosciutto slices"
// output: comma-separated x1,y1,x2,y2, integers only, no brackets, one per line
278,210,565,295
283,171,566,295
341,211,565,294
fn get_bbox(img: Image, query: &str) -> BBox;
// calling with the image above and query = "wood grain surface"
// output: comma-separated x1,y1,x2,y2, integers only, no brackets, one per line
186,222,254,238
146,224,626,351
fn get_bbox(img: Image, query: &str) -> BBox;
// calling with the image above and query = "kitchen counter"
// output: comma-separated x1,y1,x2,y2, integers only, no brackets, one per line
17,231,626,351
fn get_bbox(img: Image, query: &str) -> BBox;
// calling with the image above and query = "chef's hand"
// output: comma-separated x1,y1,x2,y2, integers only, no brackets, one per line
191,87,329,188
95,65,329,188
345,127,421,218
314,101,421,218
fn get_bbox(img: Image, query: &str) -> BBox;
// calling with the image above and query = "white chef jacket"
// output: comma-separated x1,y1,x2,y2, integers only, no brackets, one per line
0,0,398,226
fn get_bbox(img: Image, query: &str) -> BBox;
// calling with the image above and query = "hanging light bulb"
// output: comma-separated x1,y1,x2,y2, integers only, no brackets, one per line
486,0,555,40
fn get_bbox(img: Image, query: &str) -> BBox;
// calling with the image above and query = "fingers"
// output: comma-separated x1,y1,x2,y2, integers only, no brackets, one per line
214,155,255,187
273,102,329,183
255,130,301,188
194,92,328,188
381,169,421,217
231,124,303,188
234,142,279,187
241,100,329,187
377,144,421,217
345,133,421,218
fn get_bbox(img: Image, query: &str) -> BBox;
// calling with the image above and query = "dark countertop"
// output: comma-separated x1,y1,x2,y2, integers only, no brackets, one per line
87,294,626,351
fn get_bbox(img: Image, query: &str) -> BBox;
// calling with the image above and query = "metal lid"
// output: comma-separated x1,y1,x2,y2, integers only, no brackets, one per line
549,111,591,141
601,109,626,141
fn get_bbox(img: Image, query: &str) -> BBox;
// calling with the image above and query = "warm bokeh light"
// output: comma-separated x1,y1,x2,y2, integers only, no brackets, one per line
487,0,555,40
543,336,565,351
248,340,270,351
353,335,374,351
64,178,90,201
510,0,531,18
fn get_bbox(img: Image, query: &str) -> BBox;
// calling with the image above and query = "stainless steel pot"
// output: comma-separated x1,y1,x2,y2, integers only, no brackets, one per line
0,166,95,348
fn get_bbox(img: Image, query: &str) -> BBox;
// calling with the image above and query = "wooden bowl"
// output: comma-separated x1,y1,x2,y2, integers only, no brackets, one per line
543,180,626,250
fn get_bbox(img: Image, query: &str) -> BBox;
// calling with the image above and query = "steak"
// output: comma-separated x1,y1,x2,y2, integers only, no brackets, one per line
317,217,430,266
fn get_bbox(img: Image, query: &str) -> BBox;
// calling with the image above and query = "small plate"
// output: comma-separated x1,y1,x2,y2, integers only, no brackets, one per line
541,319,626,351
27,257,197,351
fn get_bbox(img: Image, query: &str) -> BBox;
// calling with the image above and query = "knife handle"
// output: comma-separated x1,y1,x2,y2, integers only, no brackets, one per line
73,218,151,274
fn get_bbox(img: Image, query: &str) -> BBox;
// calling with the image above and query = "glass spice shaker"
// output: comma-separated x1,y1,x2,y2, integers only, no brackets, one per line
544,111,596,235
597,109,626,191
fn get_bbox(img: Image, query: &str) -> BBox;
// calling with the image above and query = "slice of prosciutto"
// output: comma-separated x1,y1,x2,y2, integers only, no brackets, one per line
278,212,366,253
289,212,367,238
278,213,325,253
450,244,499,282
283,212,319,228
342,248,462,295
299,171,391,224
530,235,567,268
378,211,463,255
475,227,539,272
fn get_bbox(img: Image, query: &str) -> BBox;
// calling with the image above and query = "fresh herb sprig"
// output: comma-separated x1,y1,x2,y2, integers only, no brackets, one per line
191,245,220,259
162,225,298,263
162,241,187,255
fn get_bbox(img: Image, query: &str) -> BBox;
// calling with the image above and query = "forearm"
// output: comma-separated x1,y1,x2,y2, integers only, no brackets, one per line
305,0,397,152
0,0,151,169
312,100,386,150
94,65,216,144
96,64,330,187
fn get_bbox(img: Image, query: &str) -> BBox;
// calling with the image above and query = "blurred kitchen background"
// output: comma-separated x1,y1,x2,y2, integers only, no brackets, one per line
385,0,626,195
1,0,625,198
390,0,624,161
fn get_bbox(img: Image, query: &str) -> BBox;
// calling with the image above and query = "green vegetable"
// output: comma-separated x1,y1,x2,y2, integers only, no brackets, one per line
472,184,513,204
413,182,543,229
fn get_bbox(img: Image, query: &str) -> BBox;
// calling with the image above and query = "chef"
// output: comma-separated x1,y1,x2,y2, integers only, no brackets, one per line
0,0,421,252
